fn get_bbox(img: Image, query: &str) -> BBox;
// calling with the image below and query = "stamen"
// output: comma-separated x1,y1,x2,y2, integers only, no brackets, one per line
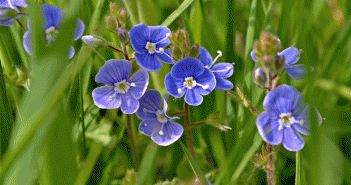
178,88,183,94
159,130,164,135
210,50,223,66
130,83,136,87
211,64,234,73
109,96,115,100
159,48,165,54
154,33,171,44
196,83,209,89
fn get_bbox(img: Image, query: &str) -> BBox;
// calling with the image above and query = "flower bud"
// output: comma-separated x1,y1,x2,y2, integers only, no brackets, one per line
189,44,200,58
117,28,128,44
109,2,119,18
254,68,267,88
105,16,117,32
81,35,107,48
0,7,20,22
118,9,128,26
170,46,182,61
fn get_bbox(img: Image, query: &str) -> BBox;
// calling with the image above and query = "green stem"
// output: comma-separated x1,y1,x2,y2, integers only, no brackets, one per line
79,70,86,158
295,151,301,185
184,102,195,158
126,114,139,169
267,144,276,185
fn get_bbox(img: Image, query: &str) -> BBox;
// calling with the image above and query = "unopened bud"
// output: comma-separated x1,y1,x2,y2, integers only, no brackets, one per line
171,46,182,61
254,68,267,88
189,44,200,58
0,7,20,22
117,28,128,44
105,16,117,32
109,2,119,18
118,9,128,26
81,35,107,48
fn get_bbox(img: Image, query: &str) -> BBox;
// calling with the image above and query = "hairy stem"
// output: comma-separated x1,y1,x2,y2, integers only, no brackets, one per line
267,144,276,185
126,114,139,169
184,102,195,158
107,44,124,54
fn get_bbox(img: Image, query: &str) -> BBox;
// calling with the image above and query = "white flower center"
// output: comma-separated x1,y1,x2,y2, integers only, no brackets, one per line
45,26,59,42
278,113,296,130
114,80,130,94
156,110,168,124
184,77,197,89
145,42,156,54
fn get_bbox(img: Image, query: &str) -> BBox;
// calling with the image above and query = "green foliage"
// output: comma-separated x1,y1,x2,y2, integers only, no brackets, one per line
0,0,351,184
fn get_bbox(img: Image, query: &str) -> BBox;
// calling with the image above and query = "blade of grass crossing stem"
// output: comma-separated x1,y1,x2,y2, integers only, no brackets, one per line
161,0,195,27
9,26,30,68
137,142,159,185
295,151,301,185
180,141,209,185
244,0,257,90
74,142,104,185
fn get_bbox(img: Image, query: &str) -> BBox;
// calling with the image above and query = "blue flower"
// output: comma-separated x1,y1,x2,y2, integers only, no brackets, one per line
136,90,183,146
128,23,174,72
198,47,234,90
251,45,307,80
256,85,310,151
165,57,216,106
23,4,85,59
0,0,27,26
92,59,149,114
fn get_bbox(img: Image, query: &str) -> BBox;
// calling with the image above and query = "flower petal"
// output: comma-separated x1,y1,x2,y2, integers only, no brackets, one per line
256,112,283,145
282,127,305,151
163,94,180,120
92,86,121,109
73,18,85,40
214,75,233,91
292,104,310,135
41,4,64,28
251,50,257,62
120,92,139,114
139,118,161,136
156,49,174,64
135,53,162,72
263,85,303,115
211,63,234,78
171,57,205,80
151,121,183,146
165,73,185,98
136,90,161,120
128,69,149,99
198,47,213,67
278,46,300,65
68,45,75,59
23,31,32,54
185,89,203,106
0,19,14,26
95,59,132,86
128,23,148,54
193,68,216,95
148,25,171,48
285,64,307,80
13,0,27,7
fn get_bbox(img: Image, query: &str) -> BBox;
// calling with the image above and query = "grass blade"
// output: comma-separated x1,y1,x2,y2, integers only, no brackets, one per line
137,142,159,185
161,0,195,27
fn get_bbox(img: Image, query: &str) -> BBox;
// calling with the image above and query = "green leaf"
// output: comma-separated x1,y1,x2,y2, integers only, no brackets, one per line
295,151,301,185
179,141,208,185
161,0,195,27
137,142,159,185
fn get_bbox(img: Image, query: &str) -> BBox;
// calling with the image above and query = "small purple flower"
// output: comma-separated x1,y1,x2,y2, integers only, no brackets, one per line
136,90,183,146
92,59,149,114
198,47,234,90
256,85,310,151
128,23,173,72
23,4,85,59
0,0,27,26
165,57,216,106
251,45,307,80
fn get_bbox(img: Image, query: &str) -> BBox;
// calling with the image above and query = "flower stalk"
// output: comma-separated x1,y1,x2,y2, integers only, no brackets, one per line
127,114,139,169
184,101,195,158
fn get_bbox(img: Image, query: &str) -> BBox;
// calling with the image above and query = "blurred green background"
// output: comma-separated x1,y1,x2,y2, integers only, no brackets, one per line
0,0,351,184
